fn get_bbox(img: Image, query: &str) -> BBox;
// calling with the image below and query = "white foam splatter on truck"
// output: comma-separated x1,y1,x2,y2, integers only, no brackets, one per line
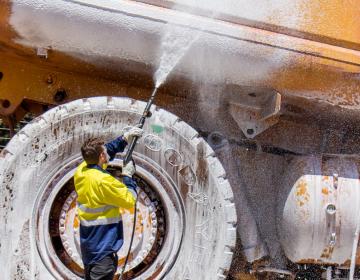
10,0,308,85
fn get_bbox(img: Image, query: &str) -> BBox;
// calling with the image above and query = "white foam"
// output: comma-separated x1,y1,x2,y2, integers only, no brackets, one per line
10,0,308,88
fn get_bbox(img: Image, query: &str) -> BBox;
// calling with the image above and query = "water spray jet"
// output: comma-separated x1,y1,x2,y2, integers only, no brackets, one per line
121,20,203,280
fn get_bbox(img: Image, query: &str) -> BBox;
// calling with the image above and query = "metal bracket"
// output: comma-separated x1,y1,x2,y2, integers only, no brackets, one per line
326,203,337,249
227,86,281,138
36,47,49,59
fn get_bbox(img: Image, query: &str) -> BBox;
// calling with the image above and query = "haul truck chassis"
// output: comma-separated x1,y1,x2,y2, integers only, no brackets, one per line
1,0,360,279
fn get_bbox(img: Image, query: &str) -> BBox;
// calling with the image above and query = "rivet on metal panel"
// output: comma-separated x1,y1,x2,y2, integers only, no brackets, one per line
45,73,56,85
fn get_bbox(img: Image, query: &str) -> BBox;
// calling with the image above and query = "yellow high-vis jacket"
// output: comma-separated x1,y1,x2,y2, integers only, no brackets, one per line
74,136,137,265
75,161,136,223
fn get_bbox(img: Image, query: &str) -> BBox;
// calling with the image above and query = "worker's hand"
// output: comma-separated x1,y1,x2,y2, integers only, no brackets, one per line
123,126,144,143
122,160,136,178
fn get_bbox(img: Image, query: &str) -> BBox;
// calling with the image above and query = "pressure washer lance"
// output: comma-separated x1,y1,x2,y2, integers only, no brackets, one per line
119,87,159,280
123,86,158,165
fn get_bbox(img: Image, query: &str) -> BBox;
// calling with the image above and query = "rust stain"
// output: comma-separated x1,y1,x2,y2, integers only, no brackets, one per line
179,180,189,200
298,258,344,266
135,212,144,233
148,213,152,225
296,179,310,207
296,180,307,196
127,207,135,215
73,216,79,229
0,23,154,118
322,187,329,195
320,246,334,259
118,253,134,267
1,0,360,126
66,258,83,275
65,200,77,226
341,257,360,267
146,262,164,280
0,1,20,44
234,272,257,280
298,255,358,267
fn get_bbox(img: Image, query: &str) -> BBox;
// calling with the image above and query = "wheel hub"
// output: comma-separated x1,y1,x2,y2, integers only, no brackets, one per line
36,156,174,279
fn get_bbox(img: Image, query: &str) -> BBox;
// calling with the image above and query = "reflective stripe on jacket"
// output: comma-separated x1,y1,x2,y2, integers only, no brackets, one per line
74,136,137,265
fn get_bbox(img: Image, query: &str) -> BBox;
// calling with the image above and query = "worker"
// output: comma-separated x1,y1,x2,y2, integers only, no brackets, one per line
74,126,144,280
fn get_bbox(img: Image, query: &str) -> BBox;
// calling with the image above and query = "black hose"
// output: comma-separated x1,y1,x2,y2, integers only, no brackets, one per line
119,187,138,280
120,87,159,279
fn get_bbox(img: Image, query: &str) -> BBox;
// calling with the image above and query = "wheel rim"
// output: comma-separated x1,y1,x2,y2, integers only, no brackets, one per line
34,153,184,279
0,97,237,280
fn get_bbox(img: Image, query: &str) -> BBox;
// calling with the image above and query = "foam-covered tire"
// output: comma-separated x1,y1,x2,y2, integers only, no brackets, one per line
0,97,237,280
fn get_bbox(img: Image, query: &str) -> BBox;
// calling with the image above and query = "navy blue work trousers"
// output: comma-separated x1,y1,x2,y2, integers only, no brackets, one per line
84,253,118,280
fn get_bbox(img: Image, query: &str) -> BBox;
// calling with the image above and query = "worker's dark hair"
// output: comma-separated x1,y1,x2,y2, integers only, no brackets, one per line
81,138,105,165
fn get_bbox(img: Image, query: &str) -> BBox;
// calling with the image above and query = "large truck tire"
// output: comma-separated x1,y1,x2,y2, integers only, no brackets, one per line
0,97,237,280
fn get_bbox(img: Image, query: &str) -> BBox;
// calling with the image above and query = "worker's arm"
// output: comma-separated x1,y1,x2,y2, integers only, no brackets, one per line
98,175,136,209
122,175,137,196
121,160,138,197
104,126,144,160
105,136,127,161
